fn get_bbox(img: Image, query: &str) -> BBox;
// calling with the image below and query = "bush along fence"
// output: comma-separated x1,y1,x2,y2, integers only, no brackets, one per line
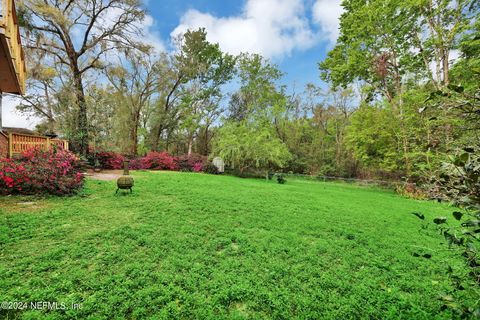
88,151,218,174
0,132,69,158
0,148,84,195
276,173,427,198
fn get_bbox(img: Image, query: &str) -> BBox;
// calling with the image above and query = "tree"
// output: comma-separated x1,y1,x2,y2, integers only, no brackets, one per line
105,48,160,156
278,85,358,176
149,28,235,152
319,0,478,179
216,54,291,175
20,0,145,156
407,0,476,87
215,123,291,175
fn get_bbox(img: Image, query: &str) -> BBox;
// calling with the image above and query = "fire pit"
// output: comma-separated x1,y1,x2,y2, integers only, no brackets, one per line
116,160,134,193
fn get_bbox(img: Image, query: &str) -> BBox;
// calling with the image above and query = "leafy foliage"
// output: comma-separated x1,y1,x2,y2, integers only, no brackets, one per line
215,54,291,175
139,152,178,171
216,123,291,175
413,146,480,316
275,173,287,184
203,162,220,174
88,151,124,170
176,154,207,172
0,149,84,195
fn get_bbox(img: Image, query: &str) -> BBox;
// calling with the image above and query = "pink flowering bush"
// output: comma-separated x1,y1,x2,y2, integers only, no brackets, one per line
0,148,84,195
192,162,203,172
128,157,144,170
91,151,124,169
0,159,29,192
177,154,206,172
128,152,206,172
140,152,178,170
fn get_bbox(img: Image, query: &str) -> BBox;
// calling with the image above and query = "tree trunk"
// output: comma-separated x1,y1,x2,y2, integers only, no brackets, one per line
203,124,210,156
131,111,141,156
151,124,163,151
73,70,88,157
441,46,449,85
131,125,138,156
187,136,193,156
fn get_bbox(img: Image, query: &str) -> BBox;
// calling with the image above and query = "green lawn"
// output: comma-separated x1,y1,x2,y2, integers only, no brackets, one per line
0,171,477,319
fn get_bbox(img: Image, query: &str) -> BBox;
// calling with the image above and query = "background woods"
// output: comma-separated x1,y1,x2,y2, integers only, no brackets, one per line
14,0,480,183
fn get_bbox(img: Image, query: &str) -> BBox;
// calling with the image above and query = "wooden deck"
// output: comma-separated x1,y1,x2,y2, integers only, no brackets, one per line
0,0,26,94
4,132,69,158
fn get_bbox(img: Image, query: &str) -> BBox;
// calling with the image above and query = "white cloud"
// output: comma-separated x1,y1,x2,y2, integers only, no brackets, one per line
312,0,343,44
94,7,166,53
1,96,41,130
141,14,166,53
171,0,317,59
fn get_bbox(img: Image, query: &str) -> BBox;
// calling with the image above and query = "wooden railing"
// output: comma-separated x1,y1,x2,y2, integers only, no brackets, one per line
8,133,69,157
0,0,26,94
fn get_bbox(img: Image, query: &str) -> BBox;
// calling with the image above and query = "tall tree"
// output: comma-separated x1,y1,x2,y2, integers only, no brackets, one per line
20,0,145,156
105,48,160,156
319,0,476,178
149,28,235,152
407,0,476,87
216,54,291,174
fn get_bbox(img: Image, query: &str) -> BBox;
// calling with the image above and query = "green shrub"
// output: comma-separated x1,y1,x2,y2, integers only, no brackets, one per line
413,146,480,317
276,173,286,184
204,162,219,174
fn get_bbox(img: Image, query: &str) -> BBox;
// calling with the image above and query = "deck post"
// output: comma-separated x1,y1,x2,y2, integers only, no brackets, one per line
0,92,3,132
8,132,13,158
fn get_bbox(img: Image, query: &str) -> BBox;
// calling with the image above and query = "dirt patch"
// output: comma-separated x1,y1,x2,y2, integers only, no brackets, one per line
0,198,50,214
87,170,123,181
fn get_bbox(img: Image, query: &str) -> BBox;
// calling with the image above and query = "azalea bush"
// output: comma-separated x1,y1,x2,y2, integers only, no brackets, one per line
89,151,124,169
177,154,206,172
92,150,210,173
0,148,84,195
128,157,144,170
139,151,178,170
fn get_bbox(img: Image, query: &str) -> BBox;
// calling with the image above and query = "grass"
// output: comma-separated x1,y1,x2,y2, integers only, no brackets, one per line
0,171,477,319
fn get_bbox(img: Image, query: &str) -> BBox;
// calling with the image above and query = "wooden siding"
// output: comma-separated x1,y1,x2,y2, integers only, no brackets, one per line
0,132,8,157
0,0,26,95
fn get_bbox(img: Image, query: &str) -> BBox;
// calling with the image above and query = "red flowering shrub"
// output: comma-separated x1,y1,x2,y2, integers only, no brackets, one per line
177,154,206,172
0,159,29,192
128,158,145,170
127,152,207,172
0,148,84,195
92,151,124,169
140,152,177,170
193,162,203,172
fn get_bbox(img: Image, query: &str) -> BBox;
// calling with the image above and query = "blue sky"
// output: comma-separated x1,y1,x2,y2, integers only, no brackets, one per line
3,0,343,128
145,0,341,90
